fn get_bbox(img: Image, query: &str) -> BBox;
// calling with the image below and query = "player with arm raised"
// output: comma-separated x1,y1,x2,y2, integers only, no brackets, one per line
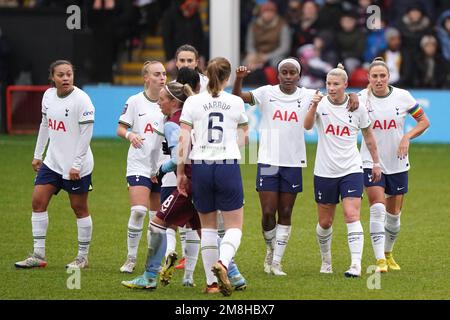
304,64,381,277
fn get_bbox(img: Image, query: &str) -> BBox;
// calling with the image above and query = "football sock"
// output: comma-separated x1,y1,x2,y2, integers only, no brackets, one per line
272,224,291,266
385,211,401,252
219,228,242,269
32,211,48,258
184,229,200,280
179,226,187,257
347,221,364,266
370,203,386,260
77,215,92,259
165,227,177,257
127,205,146,258
316,223,333,264
201,228,219,285
263,227,276,252
144,221,167,278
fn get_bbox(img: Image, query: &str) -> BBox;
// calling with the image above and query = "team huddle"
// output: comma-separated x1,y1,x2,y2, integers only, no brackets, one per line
14,44,430,297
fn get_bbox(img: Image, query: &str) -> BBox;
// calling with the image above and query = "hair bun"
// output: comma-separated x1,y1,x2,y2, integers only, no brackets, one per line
337,63,345,70
373,57,385,62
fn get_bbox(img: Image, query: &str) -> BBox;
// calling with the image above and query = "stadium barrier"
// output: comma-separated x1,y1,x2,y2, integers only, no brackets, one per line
6,85,50,134
5,85,449,143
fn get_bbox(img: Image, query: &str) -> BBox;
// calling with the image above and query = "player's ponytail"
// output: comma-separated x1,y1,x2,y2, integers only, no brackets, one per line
206,57,231,98
327,63,348,82
165,81,192,105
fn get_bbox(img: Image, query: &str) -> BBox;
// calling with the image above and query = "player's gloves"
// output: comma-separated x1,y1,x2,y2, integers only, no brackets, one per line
156,166,166,184
162,141,170,155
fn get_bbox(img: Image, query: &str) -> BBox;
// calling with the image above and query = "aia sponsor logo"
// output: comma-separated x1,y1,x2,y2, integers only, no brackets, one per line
272,110,298,122
48,119,67,132
373,119,397,130
325,124,350,136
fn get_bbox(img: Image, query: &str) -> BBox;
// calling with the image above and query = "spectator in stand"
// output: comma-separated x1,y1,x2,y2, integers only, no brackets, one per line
437,10,450,62
355,0,374,31
316,0,344,31
413,35,447,88
244,1,291,73
297,31,338,89
162,0,205,78
436,9,450,87
336,10,366,75
388,0,435,26
363,17,387,64
240,0,258,62
376,27,411,87
290,0,321,56
396,2,433,82
285,0,302,30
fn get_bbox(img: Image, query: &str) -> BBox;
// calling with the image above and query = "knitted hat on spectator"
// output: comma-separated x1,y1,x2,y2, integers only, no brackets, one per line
420,35,437,48
260,1,277,13
406,2,425,14
384,27,400,41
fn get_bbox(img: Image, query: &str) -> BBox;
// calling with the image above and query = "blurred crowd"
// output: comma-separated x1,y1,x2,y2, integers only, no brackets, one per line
2,0,450,89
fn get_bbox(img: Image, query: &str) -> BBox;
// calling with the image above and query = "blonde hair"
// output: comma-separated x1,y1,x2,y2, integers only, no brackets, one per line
206,57,231,97
327,63,348,82
142,60,164,89
164,81,194,104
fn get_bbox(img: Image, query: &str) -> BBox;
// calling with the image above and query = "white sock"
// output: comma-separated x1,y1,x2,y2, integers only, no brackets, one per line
165,227,177,257
385,211,401,253
316,223,332,264
219,228,242,269
217,212,225,239
127,205,147,258
347,221,364,266
77,216,93,259
179,226,189,258
263,227,276,252
148,210,157,221
272,224,291,266
32,211,48,258
370,203,386,260
184,229,200,280
201,228,219,285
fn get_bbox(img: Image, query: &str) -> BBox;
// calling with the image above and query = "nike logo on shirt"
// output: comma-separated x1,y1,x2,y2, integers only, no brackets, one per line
138,113,146,117
269,99,277,102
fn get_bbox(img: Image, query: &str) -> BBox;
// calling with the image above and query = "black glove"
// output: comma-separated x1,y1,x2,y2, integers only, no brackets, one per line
162,140,170,155
156,166,166,184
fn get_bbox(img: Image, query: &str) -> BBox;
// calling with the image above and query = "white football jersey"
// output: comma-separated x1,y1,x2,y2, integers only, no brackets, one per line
41,87,94,179
119,92,164,178
180,91,248,160
359,86,417,174
199,73,209,93
250,85,315,167
314,95,371,178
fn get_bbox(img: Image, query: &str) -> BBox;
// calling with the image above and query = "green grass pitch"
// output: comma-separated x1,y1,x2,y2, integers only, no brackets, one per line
0,135,449,300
